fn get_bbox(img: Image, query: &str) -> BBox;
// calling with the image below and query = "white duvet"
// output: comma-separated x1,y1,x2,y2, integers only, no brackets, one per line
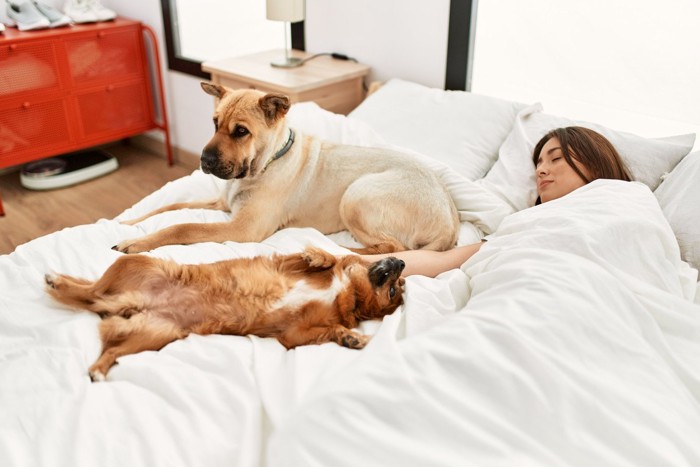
1,159,700,466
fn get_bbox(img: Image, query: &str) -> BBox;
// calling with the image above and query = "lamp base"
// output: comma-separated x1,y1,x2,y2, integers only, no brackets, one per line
270,56,304,68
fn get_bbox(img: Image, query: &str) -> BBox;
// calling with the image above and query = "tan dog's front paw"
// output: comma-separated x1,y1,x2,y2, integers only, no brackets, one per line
44,273,58,289
301,246,336,269
112,238,149,254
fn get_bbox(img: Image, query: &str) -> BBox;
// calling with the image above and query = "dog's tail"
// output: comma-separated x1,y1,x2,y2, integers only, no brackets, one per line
346,239,405,255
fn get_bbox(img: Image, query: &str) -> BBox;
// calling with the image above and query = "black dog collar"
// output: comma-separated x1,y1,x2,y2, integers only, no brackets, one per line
263,128,295,172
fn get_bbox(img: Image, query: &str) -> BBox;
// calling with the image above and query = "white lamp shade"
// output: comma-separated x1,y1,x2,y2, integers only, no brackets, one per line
266,0,305,22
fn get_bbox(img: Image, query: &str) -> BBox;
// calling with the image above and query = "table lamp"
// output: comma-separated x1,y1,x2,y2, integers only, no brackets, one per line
266,0,305,68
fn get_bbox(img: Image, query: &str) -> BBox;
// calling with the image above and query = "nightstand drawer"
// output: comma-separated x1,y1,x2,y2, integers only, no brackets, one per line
216,77,278,94
299,77,365,115
216,75,364,115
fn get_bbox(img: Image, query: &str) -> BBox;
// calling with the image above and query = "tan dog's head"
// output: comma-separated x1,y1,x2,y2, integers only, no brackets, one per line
354,256,406,320
200,82,291,180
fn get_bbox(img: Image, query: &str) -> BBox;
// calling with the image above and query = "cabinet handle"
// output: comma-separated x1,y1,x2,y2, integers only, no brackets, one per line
97,31,105,38
106,85,115,92
22,102,30,109
9,44,17,51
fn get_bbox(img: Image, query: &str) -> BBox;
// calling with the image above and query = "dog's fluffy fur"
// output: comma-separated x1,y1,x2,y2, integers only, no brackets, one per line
45,247,405,381
114,83,459,255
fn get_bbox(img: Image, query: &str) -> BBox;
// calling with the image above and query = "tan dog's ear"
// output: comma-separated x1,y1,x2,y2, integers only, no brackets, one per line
201,82,227,99
259,93,290,125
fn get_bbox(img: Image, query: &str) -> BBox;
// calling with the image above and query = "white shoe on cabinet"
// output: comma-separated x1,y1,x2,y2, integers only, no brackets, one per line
33,1,71,28
6,0,51,31
88,0,115,21
63,0,96,23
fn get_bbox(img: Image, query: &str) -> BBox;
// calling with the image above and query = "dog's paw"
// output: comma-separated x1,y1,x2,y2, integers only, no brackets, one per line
44,273,58,289
89,370,106,383
340,333,370,349
113,239,147,254
301,247,336,269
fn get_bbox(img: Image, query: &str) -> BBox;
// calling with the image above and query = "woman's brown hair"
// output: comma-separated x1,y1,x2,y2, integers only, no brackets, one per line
532,126,633,204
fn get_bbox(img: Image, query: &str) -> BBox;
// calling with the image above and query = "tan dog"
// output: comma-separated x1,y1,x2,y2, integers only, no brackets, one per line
45,247,405,381
114,83,459,254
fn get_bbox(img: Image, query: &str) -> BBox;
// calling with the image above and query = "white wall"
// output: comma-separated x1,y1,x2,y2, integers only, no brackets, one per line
304,0,450,87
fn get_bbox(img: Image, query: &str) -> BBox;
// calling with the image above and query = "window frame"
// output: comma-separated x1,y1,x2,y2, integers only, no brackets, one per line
160,0,469,89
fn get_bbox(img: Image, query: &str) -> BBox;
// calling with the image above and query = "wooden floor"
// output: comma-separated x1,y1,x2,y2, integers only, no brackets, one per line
0,143,197,255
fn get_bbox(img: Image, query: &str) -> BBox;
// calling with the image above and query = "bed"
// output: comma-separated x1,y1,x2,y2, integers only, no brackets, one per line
2,78,700,467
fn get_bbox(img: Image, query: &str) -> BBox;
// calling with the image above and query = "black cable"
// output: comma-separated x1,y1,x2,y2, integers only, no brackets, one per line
296,52,359,66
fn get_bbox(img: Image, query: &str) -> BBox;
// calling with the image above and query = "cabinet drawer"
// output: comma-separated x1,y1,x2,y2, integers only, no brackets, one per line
0,97,72,165
64,26,143,84
0,41,62,98
74,81,151,139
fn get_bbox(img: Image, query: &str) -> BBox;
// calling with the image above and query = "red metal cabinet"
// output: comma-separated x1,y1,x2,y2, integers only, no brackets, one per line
0,18,172,216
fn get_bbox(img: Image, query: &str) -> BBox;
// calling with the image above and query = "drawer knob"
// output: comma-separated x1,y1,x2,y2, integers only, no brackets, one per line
106,85,115,92
9,44,17,51
22,102,30,109
98,31,105,38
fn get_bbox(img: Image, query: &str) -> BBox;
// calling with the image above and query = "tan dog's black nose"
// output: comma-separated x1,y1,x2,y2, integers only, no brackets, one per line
200,147,219,174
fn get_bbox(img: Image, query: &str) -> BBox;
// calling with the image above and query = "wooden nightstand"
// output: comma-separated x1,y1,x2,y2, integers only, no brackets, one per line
201,49,370,115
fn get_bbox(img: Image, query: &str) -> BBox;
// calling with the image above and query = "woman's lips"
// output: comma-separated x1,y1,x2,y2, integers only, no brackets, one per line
538,180,553,190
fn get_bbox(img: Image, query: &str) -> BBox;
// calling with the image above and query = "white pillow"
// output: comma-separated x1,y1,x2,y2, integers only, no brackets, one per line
654,150,700,273
348,78,527,181
479,104,696,212
286,101,386,147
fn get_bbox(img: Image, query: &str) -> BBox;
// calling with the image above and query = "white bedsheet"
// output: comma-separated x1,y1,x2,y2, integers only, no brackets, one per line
1,169,699,467
267,180,700,467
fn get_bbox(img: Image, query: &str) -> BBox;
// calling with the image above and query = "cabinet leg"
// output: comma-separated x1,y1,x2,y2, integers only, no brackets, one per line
142,24,174,167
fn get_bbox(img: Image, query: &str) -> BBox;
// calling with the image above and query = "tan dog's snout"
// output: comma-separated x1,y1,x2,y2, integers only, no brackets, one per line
200,145,221,175
200,142,249,180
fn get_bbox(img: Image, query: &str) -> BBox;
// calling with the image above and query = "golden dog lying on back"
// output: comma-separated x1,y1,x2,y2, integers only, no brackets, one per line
114,83,459,254
46,247,405,381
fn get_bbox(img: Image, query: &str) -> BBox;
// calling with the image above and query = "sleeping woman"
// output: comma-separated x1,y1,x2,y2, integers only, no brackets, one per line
362,126,633,277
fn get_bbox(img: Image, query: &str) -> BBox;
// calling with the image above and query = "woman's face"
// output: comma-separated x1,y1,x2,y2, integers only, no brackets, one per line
535,137,591,203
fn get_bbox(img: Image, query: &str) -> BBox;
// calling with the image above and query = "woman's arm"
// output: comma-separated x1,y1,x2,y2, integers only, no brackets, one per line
361,242,484,278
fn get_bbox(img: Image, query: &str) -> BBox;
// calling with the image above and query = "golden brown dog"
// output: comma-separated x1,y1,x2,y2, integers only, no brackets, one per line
113,83,459,254
45,247,405,381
